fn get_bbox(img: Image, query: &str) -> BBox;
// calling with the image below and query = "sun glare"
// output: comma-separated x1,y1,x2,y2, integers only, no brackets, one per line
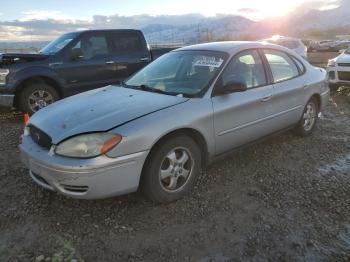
242,0,297,20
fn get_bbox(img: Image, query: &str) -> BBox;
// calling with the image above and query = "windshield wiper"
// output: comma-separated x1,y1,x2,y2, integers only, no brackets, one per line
123,83,179,96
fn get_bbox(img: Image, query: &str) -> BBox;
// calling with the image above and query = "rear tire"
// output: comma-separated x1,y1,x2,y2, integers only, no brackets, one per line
141,135,202,203
19,82,59,115
294,97,319,137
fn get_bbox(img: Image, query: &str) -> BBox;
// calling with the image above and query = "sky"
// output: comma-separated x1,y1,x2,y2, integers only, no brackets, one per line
0,0,342,42
0,0,341,21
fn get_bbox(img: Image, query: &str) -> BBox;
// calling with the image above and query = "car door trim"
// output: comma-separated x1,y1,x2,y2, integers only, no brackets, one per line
218,105,302,136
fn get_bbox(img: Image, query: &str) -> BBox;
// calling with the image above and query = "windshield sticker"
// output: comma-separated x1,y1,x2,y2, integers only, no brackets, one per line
194,59,223,68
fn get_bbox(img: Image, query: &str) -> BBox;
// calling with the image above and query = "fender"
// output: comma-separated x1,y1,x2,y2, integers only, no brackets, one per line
12,66,65,94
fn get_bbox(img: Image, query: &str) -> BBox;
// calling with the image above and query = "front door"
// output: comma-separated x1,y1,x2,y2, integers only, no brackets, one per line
212,49,275,155
54,32,113,95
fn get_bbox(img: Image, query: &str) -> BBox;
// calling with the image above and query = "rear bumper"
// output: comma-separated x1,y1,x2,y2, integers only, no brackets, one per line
0,94,14,107
20,135,149,199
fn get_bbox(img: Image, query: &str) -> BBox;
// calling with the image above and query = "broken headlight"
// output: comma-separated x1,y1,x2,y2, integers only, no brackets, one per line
55,133,122,158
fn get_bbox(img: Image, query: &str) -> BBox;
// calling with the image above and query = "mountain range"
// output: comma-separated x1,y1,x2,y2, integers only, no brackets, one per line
144,0,350,44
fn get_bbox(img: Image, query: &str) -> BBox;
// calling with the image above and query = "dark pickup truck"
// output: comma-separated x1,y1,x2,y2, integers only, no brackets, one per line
0,29,173,114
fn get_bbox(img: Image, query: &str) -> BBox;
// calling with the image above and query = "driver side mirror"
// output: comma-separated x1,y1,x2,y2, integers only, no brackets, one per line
216,79,247,95
224,80,247,92
70,48,84,60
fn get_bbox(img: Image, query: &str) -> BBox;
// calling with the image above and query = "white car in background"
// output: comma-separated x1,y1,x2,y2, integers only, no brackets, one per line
327,47,350,89
310,40,350,52
261,36,308,60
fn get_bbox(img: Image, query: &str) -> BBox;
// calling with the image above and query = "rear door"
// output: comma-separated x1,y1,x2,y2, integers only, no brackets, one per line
212,49,275,154
262,49,306,130
54,32,114,95
106,31,151,83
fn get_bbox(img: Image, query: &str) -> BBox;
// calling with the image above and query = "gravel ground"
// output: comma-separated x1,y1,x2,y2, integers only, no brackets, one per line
0,90,349,262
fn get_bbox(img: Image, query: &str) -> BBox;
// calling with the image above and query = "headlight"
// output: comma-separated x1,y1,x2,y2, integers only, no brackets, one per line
0,69,9,85
55,133,122,158
327,60,336,67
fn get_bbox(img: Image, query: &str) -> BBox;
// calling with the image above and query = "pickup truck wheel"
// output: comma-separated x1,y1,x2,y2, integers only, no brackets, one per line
295,97,319,137
141,136,201,203
19,82,59,115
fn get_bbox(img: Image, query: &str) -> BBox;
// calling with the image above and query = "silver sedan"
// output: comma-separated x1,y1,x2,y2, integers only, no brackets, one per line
20,42,330,203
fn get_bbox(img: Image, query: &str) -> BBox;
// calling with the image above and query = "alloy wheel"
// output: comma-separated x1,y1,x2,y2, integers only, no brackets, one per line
159,147,194,192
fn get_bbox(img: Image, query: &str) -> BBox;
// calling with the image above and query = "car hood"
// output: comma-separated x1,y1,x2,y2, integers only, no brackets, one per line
336,53,350,63
28,86,189,144
0,53,48,66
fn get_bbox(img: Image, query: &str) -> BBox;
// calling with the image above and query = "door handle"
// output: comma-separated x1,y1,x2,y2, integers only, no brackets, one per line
261,94,272,102
105,61,115,64
140,57,149,62
49,62,63,67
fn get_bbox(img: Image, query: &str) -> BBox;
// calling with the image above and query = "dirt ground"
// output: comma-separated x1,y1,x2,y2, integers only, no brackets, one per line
0,89,349,262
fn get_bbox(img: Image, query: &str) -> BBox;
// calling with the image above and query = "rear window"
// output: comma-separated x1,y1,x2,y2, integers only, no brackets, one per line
110,32,145,54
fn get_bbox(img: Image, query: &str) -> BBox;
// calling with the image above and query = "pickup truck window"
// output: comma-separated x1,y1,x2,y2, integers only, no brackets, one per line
110,33,145,54
71,35,109,60
40,32,78,54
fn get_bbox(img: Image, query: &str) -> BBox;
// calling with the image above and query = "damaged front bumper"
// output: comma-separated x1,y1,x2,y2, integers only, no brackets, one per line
19,135,149,199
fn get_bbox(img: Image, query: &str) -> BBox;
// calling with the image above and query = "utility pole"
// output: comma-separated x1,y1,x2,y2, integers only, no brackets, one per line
197,24,200,44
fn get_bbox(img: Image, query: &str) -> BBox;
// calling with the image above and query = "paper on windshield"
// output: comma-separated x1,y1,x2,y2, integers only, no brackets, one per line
194,57,223,68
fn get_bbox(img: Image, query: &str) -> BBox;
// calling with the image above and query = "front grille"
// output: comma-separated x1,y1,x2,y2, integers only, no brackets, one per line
338,71,350,81
60,184,88,194
338,63,350,67
29,125,52,149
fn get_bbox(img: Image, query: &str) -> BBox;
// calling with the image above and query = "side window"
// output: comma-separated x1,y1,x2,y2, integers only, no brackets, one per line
264,50,299,82
111,33,144,55
222,50,267,89
292,57,306,74
71,35,108,60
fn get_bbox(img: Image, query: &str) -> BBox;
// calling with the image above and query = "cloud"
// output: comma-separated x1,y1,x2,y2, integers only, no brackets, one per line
237,8,259,14
294,0,341,12
20,10,74,22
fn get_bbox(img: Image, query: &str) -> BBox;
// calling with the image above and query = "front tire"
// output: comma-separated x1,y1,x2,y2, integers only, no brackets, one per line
295,97,319,137
141,135,202,203
19,82,59,115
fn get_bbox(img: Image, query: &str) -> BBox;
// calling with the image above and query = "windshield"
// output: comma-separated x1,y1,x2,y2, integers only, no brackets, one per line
40,32,78,54
345,47,350,55
125,51,227,96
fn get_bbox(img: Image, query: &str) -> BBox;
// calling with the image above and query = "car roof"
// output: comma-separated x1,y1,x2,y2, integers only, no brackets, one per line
176,41,292,55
